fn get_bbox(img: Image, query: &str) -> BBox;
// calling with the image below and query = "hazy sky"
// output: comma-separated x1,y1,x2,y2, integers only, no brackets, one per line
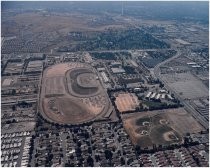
2,1,209,23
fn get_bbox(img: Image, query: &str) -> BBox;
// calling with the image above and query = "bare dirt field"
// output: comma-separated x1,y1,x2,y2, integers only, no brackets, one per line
1,121,36,134
2,12,127,36
40,62,113,124
114,93,139,112
161,72,209,99
45,76,65,96
122,108,203,148
165,108,204,134
42,97,95,124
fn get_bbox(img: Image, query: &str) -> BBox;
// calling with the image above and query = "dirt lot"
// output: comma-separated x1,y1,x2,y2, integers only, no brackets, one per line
123,108,203,148
45,76,65,96
161,72,209,99
166,108,204,134
42,97,95,124
114,93,139,112
1,121,36,134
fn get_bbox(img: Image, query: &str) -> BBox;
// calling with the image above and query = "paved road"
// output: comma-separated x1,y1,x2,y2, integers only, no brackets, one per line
153,50,181,74
2,98,37,105
60,132,67,164
102,62,117,87
153,50,208,129
54,48,174,54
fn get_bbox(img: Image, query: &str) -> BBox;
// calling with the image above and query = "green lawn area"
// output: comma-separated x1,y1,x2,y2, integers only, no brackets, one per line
143,100,167,110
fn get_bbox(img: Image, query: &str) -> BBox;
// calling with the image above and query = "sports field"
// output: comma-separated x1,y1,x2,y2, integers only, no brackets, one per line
114,93,139,112
123,108,203,148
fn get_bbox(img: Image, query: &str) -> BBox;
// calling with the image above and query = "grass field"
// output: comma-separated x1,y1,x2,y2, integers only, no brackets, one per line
135,117,151,126
143,100,167,110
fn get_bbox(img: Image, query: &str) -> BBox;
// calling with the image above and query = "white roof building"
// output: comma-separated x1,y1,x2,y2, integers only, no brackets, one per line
101,72,109,83
151,92,156,99
156,94,161,100
146,92,152,98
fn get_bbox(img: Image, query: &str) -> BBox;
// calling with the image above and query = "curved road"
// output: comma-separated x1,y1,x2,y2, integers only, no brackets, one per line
153,50,208,129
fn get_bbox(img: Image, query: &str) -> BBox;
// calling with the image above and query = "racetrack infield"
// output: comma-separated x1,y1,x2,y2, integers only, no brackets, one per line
67,68,99,96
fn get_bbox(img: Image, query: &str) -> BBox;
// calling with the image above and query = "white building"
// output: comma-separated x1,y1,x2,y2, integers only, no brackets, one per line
146,92,152,98
101,72,109,83
151,92,156,99
161,94,166,99
156,94,161,100
167,94,173,100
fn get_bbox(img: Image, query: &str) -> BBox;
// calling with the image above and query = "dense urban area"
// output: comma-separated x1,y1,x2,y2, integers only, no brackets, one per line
1,2,209,167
